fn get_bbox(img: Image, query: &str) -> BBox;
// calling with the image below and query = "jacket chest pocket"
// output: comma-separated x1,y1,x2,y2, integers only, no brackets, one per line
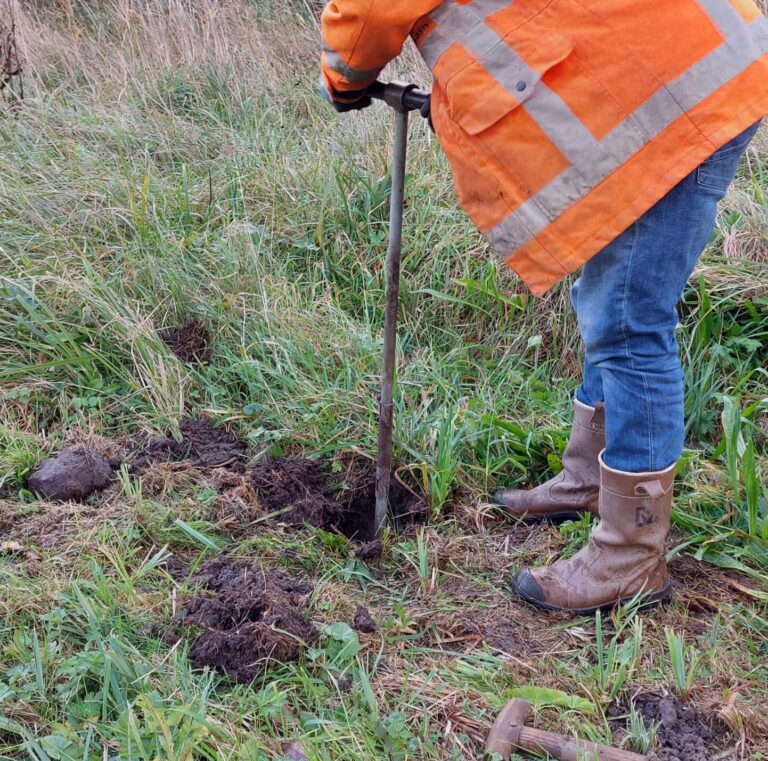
431,22,574,135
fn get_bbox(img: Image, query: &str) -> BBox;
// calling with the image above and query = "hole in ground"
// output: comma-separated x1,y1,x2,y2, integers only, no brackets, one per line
246,455,428,541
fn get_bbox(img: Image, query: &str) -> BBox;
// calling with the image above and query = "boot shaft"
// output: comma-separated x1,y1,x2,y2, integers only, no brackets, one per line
593,454,676,551
494,398,605,519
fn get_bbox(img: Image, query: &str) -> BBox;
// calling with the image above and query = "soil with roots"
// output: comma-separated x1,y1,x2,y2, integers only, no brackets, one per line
130,417,248,473
160,320,211,364
167,557,317,683
247,456,428,540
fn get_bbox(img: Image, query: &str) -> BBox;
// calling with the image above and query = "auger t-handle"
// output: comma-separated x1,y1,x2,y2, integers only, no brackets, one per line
369,80,430,114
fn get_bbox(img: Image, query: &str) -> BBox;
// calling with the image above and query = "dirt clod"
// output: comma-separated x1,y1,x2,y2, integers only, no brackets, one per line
172,557,317,683
615,692,730,761
356,538,383,562
160,320,211,364
27,446,115,502
130,417,247,472
352,606,376,634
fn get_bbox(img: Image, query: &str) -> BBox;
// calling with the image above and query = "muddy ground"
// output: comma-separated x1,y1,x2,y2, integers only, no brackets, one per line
127,419,426,540
22,417,248,503
248,457,345,529
167,557,317,683
242,456,427,540
9,420,762,757
18,418,428,548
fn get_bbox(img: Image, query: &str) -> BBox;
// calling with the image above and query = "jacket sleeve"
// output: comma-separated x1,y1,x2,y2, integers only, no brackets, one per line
321,0,441,101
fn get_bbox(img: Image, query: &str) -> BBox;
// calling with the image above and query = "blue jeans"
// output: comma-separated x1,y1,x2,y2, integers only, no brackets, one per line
572,122,761,473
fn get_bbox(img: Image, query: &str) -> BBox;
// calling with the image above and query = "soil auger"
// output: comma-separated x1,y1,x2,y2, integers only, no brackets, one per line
367,80,430,540
486,698,649,761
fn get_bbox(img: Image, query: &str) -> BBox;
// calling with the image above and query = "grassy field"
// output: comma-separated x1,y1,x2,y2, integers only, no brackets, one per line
1,2,767,759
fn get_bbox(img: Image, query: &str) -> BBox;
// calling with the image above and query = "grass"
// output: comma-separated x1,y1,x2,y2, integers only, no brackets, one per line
0,1,767,759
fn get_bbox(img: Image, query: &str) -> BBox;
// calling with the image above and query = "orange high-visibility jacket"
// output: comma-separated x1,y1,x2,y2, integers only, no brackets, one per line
321,0,768,295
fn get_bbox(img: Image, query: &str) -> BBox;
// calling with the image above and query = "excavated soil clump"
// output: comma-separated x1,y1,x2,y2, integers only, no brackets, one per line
27,446,116,502
352,606,377,633
612,692,730,761
170,557,317,683
130,417,247,473
160,320,211,364
243,457,428,540
249,458,344,529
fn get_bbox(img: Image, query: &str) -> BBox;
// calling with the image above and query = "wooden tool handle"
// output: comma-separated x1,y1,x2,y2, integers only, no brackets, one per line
519,726,648,761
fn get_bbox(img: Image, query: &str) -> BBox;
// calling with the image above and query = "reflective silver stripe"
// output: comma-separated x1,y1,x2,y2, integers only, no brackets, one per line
464,21,533,85
421,0,597,163
487,16,768,253
419,24,460,68
470,0,512,18
525,88,600,164
323,49,380,84
695,0,749,38
420,1,495,67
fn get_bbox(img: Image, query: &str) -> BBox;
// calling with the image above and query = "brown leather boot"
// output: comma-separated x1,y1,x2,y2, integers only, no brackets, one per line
494,399,605,522
511,454,675,614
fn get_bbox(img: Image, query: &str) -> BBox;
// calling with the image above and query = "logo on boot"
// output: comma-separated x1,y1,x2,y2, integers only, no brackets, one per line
635,505,657,528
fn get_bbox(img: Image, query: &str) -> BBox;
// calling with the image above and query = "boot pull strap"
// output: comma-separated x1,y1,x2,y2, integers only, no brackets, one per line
589,402,606,430
635,479,665,499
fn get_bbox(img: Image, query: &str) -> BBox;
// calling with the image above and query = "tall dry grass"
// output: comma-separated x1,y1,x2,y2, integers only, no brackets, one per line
8,0,317,101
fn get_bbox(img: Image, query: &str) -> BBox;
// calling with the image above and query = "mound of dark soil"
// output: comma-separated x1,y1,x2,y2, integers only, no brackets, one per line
130,417,247,472
355,538,382,561
27,446,116,502
250,458,344,529
612,693,730,761
160,320,211,364
244,457,428,540
352,606,376,633
171,557,317,683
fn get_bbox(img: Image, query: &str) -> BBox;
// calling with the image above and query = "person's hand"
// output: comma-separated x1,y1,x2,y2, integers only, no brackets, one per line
419,94,433,132
319,79,372,113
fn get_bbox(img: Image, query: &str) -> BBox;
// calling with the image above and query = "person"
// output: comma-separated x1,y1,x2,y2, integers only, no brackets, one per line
320,0,768,614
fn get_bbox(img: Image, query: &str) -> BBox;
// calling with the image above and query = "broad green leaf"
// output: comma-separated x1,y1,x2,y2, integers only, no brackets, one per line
502,686,595,714
324,622,359,642
40,735,80,761
323,622,361,665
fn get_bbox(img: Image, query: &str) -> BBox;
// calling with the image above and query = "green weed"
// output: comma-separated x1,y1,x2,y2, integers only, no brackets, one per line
664,628,703,701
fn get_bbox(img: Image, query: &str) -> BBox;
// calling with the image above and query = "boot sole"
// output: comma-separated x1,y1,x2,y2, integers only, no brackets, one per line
510,577,674,616
493,502,587,525
516,510,584,525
